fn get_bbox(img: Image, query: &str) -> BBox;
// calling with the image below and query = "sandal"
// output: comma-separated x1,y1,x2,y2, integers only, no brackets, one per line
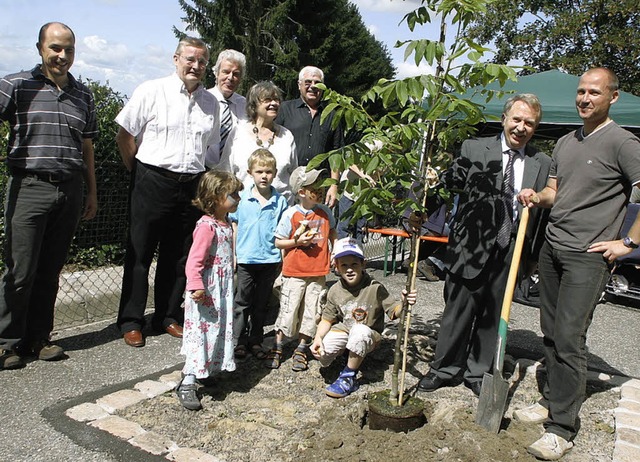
250,344,267,360
265,348,282,369
234,345,248,359
291,349,309,372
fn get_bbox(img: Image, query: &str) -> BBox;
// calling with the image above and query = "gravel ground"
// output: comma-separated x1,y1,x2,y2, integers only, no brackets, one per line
117,263,620,462
0,258,636,461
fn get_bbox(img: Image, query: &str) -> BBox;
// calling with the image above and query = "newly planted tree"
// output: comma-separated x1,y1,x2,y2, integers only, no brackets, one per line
310,0,520,406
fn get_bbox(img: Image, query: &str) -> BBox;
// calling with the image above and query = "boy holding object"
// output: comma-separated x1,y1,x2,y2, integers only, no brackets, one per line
311,238,417,398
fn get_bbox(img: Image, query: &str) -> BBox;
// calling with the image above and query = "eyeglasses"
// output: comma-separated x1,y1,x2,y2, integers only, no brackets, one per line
178,55,208,67
302,79,323,86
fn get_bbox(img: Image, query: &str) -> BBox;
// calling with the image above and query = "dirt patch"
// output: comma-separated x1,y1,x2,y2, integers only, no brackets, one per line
119,324,617,462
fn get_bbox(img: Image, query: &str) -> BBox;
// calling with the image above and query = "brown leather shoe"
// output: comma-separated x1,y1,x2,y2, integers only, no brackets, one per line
123,330,144,347
165,323,183,338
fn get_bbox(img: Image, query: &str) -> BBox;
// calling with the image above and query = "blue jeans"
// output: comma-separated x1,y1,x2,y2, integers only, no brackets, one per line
537,241,609,441
0,173,83,349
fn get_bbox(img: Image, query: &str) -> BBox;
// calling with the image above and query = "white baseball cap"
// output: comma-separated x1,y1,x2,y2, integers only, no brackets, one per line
333,237,364,260
290,166,326,192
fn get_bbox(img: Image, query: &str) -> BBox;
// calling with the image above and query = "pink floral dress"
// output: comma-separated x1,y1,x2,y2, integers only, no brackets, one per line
182,215,235,378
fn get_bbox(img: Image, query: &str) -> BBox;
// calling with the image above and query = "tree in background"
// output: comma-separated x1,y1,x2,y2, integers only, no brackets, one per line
176,0,394,99
465,0,640,94
67,81,129,268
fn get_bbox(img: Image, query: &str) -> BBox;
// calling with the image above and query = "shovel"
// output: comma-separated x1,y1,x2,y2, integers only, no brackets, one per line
475,206,530,433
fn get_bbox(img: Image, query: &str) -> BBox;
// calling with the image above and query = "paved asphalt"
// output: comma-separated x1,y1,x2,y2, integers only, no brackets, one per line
0,264,638,461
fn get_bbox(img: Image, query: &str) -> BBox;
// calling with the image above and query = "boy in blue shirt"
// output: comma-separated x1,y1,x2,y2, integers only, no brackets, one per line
230,149,288,358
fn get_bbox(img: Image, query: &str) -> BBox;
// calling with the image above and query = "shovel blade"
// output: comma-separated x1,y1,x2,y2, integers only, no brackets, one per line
475,371,509,433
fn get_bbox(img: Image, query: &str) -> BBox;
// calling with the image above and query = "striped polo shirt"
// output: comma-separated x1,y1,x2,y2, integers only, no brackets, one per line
0,65,97,173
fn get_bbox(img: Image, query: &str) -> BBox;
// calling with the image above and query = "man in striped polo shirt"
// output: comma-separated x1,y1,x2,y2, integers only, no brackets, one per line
0,22,98,370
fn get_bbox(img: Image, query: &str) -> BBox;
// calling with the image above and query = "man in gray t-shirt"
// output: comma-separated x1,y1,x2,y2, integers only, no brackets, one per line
517,67,640,460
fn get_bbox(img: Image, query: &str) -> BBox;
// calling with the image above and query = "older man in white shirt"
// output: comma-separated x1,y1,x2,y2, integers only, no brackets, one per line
208,49,247,164
115,37,220,347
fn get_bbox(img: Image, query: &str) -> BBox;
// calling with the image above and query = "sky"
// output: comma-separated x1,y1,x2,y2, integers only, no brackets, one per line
0,0,437,97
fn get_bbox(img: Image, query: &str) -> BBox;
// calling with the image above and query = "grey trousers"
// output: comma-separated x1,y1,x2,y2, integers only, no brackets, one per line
430,243,513,384
538,241,609,442
0,173,83,349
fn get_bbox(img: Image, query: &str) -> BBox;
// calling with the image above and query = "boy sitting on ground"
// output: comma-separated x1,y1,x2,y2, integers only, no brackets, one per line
311,238,417,398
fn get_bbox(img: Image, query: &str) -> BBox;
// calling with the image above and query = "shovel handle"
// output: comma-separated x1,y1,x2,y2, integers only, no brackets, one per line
494,207,529,374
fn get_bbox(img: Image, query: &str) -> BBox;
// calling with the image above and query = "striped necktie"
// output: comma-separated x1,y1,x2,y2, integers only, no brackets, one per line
496,149,517,249
219,100,232,151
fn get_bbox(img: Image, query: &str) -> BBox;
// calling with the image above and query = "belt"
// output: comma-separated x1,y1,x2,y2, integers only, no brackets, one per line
11,169,79,183
140,162,201,183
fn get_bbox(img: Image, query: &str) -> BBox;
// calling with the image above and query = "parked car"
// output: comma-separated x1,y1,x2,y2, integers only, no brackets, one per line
603,203,640,303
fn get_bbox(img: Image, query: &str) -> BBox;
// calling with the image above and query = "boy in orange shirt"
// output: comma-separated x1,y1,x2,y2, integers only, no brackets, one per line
266,166,336,371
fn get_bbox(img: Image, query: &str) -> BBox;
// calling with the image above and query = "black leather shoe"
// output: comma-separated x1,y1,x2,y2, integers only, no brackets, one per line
417,371,448,392
466,381,482,397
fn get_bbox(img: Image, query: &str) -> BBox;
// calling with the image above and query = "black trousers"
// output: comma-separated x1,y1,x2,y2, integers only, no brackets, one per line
234,263,280,346
430,242,513,384
117,162,201,333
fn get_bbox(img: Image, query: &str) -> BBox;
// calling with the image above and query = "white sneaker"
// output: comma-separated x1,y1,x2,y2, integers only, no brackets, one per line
527,432,573,460
513,403,549,423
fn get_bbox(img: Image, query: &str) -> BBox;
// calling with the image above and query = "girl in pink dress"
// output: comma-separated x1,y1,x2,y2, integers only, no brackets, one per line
177,170,243,411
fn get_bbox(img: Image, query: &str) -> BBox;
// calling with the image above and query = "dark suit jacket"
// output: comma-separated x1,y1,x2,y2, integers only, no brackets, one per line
443,135,551,280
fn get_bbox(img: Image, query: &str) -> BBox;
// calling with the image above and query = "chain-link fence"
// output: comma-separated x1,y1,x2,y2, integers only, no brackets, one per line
52,161,131,329
0,161,397,332
0,161,156,331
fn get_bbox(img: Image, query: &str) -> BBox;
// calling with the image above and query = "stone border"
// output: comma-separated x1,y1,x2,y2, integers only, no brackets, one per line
612,376,640,462
64,369,224,462
54,359,640,462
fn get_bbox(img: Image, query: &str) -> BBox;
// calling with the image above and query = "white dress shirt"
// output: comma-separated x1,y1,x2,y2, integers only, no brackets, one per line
207,86,247,164
501,133,525,219
116,73,220,173
219,120,298,203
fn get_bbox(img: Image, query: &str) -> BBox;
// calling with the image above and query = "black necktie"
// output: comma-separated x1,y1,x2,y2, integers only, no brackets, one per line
496,149,516,249
219,100,232,152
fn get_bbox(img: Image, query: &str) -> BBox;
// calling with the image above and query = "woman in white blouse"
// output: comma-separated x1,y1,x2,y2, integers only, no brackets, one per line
219,81,297,203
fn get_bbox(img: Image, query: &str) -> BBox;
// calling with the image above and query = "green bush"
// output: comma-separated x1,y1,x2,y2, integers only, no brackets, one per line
0,80,130,272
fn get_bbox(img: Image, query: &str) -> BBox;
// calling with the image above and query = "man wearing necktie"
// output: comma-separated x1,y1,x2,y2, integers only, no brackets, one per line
208,49,247,165
417,94,551,397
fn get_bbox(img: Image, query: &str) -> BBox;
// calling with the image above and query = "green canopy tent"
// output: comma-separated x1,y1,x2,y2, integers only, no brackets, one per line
460,70,640,139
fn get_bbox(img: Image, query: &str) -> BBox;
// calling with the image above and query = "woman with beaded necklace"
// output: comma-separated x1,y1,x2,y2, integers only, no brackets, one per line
219,81,298,204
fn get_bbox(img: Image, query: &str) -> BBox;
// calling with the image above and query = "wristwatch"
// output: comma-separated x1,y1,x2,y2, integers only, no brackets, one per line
622,236,639,249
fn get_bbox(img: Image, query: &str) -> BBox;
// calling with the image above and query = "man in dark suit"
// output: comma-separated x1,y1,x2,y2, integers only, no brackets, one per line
418,94,551,396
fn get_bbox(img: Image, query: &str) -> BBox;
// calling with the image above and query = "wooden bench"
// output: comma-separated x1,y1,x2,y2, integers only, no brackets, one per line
366,228,448,276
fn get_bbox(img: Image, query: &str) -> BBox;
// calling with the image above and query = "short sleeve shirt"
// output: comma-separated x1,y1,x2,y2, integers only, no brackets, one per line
546,122,640,251
229,186,288,264
115,74,220,174
0,65,97,172
275,203,336,277
322,273,400,334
